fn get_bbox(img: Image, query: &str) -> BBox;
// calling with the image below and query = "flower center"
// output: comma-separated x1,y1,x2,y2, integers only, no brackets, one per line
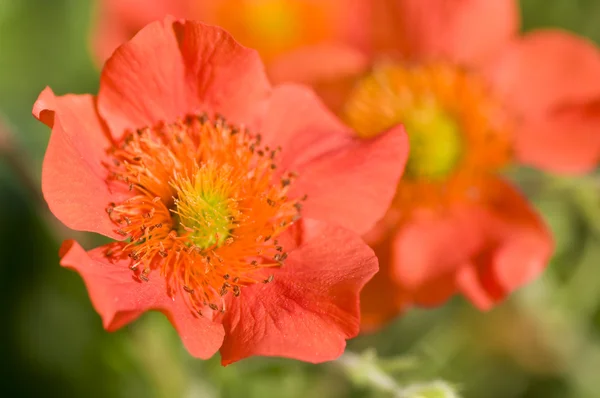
103,115,304,316
211,0,334,61
246,1,299,44
402,103,463,180
342,63,513,209
171,164,235,249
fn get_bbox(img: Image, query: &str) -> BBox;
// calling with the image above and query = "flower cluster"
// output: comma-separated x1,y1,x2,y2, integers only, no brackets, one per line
34,0,600,364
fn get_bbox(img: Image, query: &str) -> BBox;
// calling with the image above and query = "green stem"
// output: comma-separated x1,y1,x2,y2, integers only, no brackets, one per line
337,350,403,394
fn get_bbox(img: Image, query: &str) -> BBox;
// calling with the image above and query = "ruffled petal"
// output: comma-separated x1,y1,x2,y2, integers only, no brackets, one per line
92,0,188,64
360,212,459,333
268,44,370,114
268,44,369,113
391,206,486,290
515,100,600,174
293,126,407,235
259,84,353,170
391,0,519,65
389,177,552,310
485,30,600,118
359,231,406,333
173,19,271,127
60,240,224,358
362,206,460,314
97,17,188,134
98,18,270,135
272,44,366,84
33,87,128,239
410,273,457,307
220,219,377,365
260,84,409,235
456,178,553,309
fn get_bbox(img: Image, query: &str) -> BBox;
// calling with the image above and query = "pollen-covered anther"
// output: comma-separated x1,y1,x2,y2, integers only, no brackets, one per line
103,113,303,315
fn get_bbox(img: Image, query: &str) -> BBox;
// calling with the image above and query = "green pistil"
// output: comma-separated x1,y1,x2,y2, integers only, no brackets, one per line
172,168,234,249
403,104,463,180
177,193,230,249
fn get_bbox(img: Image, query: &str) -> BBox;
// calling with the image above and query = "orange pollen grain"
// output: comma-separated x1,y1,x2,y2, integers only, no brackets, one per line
342,62,514,211
102,114,304,315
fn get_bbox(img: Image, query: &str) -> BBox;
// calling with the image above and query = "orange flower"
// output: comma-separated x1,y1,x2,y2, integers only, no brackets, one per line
272,0,600,330
34,18,408,362
92,0,371,64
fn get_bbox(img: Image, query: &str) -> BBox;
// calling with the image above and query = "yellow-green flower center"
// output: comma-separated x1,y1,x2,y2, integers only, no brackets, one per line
246,1,299,44
171,164,236,249
342,62,514,211
342,65,475,181
403,104,463,180
210,0,335,62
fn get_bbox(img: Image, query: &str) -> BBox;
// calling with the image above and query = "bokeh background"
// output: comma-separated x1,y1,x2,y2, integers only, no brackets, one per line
1,0,600,397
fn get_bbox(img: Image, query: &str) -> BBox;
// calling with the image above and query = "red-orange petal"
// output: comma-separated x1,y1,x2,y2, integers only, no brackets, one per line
97,18,270,136
359,231,407,333
260,84,409,235
391,0,518,65
259,84,355,171
389,177,552,310
33,87,128,239
485,30,600,118
92,0,188,64
267,44,370,113
60,240,225,358
268,43,369,86
515,100,600,174
456,178,553,309
293,126,408,235
391,206,487,290
173,19,271,128
219,219,377,365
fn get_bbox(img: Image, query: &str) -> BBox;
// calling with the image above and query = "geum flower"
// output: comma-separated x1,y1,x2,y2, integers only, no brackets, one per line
270,0,600,330
92,0,372,65
33,18,408,363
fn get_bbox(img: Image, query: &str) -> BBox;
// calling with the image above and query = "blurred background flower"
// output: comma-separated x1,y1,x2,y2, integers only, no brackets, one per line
270,0,600,330
1,0,600,397
91,0,371,65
